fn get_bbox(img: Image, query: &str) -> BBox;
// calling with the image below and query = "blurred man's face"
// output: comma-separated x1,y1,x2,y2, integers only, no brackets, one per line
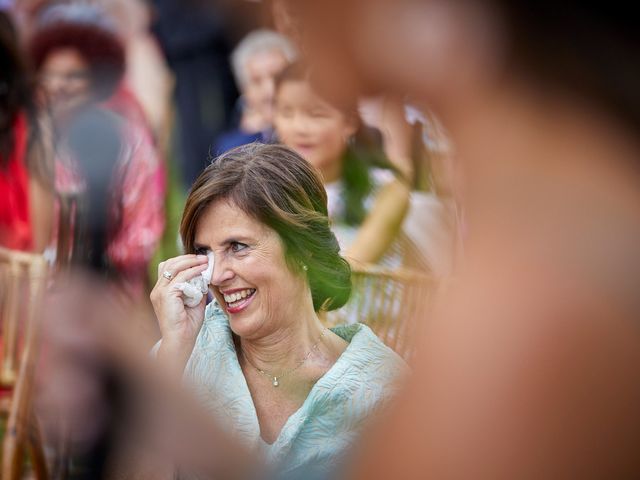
41,48,92,117
242,49,288,124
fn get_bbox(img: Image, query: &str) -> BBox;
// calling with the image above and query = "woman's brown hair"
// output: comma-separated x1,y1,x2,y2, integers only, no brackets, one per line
181,143,351,311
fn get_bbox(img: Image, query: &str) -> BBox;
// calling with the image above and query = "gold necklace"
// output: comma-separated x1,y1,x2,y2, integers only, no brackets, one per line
241,329,328,387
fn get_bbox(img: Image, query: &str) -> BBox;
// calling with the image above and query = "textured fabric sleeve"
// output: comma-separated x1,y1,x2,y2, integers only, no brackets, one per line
108,124,166,275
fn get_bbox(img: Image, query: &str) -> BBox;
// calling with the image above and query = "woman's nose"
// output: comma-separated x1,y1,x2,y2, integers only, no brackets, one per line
265,78,275,100
210,255,234,286
43,73,65,96
291,114,310,134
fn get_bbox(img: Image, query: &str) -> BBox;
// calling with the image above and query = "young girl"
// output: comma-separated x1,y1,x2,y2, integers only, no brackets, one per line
273,61,412,268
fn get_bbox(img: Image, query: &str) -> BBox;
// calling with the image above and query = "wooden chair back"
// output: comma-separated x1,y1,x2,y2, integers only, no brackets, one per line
324,264,432,359
56,192,81,269
0,246,49,479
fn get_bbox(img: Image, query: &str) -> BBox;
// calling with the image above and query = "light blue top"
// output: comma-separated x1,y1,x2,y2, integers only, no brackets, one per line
183,301,407,477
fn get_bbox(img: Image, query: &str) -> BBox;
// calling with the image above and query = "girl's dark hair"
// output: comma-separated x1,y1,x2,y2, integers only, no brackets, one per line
29,17,125,103
0,11,51,185
181,143,351,312
275,60,397,226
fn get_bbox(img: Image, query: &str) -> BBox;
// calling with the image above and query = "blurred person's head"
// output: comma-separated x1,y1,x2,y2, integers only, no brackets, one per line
274,61,358,182
29,4,124,119
180,143,351,315
231,29,296,128
286,0,640,236
291,1,640,140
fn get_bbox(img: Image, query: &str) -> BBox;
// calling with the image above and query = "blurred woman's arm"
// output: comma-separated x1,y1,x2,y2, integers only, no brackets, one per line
346,177,410,265
28,112,56,253
376,97,415,181
29,176,54,252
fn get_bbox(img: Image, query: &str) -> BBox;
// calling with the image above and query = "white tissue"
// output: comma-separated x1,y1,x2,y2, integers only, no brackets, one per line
173,251,215,307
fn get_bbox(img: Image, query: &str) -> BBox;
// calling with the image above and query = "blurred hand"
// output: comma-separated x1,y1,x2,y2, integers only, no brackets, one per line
379,96,414,180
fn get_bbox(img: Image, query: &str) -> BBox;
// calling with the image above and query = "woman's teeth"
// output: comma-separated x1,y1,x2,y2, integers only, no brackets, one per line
223,289,255,304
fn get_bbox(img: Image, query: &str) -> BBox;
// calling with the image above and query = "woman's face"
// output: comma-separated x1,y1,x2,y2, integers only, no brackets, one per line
274,80,357,181
40,48,92,117
195,199,310,339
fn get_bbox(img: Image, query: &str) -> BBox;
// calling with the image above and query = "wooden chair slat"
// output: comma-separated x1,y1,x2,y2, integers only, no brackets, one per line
0,246,49,479
324,263,432,359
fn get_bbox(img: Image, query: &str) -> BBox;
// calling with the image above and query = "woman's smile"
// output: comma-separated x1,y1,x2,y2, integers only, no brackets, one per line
220,287,257,313
292,143,316,157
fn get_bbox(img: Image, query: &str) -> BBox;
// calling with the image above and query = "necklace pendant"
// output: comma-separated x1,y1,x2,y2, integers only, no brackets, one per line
273,377,279,387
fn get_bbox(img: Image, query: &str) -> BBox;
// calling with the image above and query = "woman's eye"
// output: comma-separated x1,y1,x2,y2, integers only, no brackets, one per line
230,242,248,253
308,106,332,117
195,247,209,255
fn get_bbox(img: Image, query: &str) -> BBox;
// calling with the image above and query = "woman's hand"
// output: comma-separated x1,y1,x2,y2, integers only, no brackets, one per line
150,254,209,371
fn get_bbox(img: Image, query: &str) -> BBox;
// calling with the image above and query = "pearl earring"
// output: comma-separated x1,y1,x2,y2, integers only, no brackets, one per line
302,264,308,271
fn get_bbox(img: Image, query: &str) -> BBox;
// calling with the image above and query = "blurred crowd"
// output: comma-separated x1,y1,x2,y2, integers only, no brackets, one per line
1,0,457,303
1,0,639,479
1,1,458,476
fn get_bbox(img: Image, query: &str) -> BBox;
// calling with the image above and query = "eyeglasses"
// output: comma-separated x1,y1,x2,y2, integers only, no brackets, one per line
40,70,91,85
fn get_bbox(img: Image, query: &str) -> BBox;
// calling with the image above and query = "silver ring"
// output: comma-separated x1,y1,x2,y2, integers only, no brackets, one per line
162,270,173,281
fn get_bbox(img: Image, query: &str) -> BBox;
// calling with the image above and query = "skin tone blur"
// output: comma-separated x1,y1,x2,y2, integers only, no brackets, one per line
39,47,92,119
35,271,258,480
151,199,347,444
274,77,410,265
28,176,54,251
241,48,288,133
289,0,640,478
99,0,175,143
27,115,55,252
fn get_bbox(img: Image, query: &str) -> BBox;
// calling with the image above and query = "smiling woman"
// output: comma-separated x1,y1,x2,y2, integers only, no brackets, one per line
181,142,351,312
150,143,406,477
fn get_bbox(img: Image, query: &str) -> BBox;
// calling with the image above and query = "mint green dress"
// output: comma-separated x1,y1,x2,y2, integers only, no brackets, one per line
183,302,407,476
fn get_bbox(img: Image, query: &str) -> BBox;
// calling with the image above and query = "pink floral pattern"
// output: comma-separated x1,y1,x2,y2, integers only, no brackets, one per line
55,114,165,293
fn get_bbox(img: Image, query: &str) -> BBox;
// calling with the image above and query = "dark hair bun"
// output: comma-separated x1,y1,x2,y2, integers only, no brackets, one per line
307,234,352,311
